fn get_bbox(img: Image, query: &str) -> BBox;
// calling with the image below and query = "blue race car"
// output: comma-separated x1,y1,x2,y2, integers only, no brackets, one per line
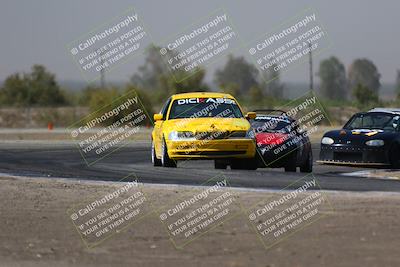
318,108,400,168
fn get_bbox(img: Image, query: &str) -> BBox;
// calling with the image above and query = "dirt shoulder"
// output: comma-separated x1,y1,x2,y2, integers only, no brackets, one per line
0,175,399,267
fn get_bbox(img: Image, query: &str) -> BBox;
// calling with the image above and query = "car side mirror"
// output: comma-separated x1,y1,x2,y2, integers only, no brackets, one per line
297,127,305,134
246,112,256,120
393,116,399,130
153,114,163,121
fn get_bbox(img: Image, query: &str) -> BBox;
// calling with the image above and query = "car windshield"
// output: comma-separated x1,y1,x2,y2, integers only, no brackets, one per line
251,117,292,133
344,113,400,131
168,98,243,119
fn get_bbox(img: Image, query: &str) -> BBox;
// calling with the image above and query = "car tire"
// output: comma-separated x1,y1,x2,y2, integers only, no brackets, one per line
214,160,228,169
161,139,177,168
389,143,400,169
300,151,313,173
255,150,266,168
151,140,162,167
284,152,297,172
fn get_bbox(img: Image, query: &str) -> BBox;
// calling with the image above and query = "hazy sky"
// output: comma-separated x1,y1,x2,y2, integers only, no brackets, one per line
1,0,399,85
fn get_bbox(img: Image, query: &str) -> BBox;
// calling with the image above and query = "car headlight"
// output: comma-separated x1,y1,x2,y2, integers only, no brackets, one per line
365,139,384,146
321,137,334,145
168,131,195,141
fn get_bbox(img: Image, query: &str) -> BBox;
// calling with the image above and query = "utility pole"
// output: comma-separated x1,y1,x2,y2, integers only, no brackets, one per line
100,56,105,89
308,42,313,91
26,87,32,127
95,47,106,88
99,50,105,89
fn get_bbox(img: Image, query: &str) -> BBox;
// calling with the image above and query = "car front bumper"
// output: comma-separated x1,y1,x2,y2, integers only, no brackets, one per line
166,139,256,159
257,143,298,167
318,144,390,166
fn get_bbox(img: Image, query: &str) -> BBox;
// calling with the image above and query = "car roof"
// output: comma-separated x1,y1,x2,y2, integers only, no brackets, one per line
171,92,234,100
254,114,293,122
368,108,400,115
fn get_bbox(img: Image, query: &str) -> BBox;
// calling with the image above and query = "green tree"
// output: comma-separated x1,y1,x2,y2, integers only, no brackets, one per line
261,62,284,99
158,68,208,96
215,54,259,96
87,88,121,113
318,56,347,100
131,45,208,103
24,65,66,106
78,85,102,106
219,83,240,96
348,58,381,99
131,45,174,91
124,84,154,116
0,65,67,106
249,85,264,105
83,85,154,126
352,83,379,107
0,73,29,106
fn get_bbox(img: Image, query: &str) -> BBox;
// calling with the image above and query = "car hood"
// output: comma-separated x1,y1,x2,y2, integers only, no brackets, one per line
323,128,397,143
163,118,251,133
255,132,288,145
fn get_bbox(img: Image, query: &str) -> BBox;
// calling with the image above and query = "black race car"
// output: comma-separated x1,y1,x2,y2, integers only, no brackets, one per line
251,110,313,172
318,108,400,168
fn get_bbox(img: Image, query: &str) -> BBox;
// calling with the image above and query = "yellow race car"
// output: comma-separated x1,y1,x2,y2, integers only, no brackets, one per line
151,92,257,169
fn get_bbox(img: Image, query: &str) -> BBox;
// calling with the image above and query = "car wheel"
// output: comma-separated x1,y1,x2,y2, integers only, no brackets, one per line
161,139,177,168
151,140,162,167
284,152,297,172
255,150,267,168
300,150,313,173
214,160,228,169
389,143,400,169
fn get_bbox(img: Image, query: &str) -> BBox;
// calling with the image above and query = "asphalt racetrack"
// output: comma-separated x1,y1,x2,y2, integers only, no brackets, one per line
0,142,399,192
